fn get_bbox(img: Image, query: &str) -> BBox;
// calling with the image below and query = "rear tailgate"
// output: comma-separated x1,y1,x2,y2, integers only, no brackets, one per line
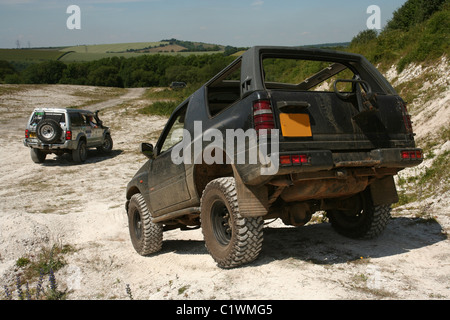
271,90,411,150
269,90,422,169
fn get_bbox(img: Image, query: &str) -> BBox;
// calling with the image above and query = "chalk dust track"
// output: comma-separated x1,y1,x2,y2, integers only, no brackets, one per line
0,83,448,300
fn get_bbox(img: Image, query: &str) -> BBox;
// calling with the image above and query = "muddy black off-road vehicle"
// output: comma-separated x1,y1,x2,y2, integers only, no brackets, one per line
126,46,423,268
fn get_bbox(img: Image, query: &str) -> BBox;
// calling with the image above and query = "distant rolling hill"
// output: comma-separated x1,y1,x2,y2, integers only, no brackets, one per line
0,39,350,63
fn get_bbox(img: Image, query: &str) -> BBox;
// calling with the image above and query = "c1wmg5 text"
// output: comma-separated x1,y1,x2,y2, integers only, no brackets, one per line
176,304,273,317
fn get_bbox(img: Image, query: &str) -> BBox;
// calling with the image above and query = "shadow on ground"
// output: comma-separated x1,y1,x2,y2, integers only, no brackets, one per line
41,149,123,166
153,216,446,267
257,217,446,265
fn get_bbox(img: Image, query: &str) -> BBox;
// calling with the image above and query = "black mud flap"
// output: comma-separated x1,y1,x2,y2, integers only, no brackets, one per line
233,167,269,217
370,175,399,205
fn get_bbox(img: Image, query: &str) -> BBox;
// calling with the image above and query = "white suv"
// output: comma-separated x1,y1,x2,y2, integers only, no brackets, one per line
23,108,113,163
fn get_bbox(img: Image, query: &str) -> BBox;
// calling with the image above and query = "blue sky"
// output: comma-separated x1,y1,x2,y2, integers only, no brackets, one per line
0,0,407,48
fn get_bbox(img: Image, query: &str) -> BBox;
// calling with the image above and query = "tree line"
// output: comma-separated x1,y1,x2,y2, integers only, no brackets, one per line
0,53,236,88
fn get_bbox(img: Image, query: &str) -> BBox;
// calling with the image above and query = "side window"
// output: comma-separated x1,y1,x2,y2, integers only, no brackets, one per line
159,103,188,154
70,112,84,126
206,60,241,117
30,112,44,125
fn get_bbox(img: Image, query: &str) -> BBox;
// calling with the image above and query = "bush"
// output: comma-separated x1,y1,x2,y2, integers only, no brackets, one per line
350,29,378,47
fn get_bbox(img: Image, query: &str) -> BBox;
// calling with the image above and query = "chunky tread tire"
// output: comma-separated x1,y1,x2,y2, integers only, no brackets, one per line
128,193,163,255
201,177,264,268
327,191,391,239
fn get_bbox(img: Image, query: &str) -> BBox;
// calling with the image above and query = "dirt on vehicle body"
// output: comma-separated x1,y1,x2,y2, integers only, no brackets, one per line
125,46,423,268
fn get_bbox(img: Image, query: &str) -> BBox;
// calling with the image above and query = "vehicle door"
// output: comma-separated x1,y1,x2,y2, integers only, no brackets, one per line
69,112,85,142
83,113,102,146
148,102,191,214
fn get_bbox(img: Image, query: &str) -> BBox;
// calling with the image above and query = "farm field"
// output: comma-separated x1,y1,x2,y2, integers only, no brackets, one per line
0,40,226,63
0,49,66,62
59,50,223,62
60,41,168,53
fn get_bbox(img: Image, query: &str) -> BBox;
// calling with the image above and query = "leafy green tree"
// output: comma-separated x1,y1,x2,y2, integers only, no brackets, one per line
0,60,16,82
87,65,123,87
385,0,448,31
60,63,88,85
22,60,66,84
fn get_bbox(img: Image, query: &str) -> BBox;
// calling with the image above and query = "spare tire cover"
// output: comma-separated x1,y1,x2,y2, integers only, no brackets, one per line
36,119,62,144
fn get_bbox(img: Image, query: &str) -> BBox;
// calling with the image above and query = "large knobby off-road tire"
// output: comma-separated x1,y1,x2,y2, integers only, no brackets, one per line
30,148,46,163
72,140,87,163
327,190,391,239
36,119,62,144
201,177,264,268
128,193,163,255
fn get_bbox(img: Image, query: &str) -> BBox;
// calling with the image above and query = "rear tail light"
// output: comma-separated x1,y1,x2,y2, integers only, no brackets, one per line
291,154,308,164
400,101,413,134
253,100,275,135
25,129,29,138
65,130,72,140
280,154,309,166
401,150,422,160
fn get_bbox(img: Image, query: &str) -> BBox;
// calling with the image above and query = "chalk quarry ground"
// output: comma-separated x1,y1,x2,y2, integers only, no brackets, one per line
0,60,449,300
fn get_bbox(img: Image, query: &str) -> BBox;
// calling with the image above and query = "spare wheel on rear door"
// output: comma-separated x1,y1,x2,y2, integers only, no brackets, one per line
36,119,62,144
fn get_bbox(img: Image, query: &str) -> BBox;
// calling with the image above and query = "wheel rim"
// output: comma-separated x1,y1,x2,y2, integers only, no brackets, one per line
211,200,232,246
41,124,55,140
132,209,142,240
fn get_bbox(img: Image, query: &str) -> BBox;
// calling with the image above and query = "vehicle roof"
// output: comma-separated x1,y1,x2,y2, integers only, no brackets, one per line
32,107,94,115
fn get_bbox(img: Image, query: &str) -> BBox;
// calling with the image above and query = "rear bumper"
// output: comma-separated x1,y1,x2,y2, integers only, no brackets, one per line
23,138,76,151
239,147,423,185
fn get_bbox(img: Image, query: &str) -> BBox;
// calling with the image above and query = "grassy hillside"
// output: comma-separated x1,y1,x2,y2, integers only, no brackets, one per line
0,39,227,64
60,41,168,53
348,0,449,72
0,49,65,62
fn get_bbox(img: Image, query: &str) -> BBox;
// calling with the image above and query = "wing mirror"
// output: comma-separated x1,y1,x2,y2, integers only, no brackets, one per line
140,142,155,159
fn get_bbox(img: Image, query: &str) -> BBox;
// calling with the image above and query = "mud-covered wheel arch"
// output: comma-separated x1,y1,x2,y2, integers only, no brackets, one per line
200,177,264,268
326,189,391,239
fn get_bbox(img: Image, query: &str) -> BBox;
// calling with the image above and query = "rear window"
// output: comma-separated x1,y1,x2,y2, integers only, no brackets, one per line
262,57,356,93
30,111,65,126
